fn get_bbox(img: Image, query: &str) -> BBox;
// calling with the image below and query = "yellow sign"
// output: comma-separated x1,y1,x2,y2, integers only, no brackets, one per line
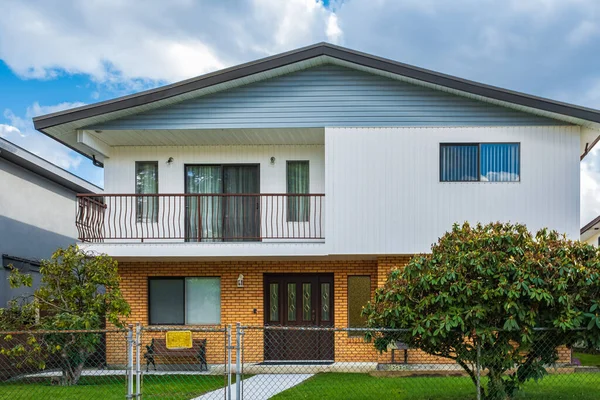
165,331,193,349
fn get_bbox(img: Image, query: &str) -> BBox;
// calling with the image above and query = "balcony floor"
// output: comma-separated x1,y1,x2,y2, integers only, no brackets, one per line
80,240,327,260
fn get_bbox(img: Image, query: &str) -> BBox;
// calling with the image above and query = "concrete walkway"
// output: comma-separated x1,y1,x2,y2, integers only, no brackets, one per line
194,374,313,400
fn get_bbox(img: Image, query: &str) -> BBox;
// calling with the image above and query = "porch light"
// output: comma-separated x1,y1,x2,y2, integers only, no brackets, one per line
167,157,174,165
270,156,276,165
237,274,244,288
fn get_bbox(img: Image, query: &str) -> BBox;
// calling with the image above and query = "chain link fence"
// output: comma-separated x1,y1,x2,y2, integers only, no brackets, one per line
1,325,599,399
0,329,128,400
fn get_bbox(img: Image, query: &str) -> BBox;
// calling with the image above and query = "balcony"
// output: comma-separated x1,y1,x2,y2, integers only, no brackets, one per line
76,193,324,243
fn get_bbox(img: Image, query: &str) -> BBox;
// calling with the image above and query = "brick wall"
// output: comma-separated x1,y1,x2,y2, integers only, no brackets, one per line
109,258,398,364
106,255,570,366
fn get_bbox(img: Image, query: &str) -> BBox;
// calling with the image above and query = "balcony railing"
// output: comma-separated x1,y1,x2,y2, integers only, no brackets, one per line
76,193,325,243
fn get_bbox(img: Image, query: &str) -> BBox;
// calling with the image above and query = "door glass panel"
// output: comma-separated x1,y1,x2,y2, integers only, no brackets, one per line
185,165,223,242
302,283,312,321
321,283,330,322
223,165,260,242
269,283,279,322
287,283,297,321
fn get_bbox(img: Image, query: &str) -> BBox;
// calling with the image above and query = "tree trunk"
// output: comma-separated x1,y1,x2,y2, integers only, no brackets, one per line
485,368,509,400
61,361,85,386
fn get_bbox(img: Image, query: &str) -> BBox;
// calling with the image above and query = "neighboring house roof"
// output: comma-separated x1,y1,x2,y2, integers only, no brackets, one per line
32,42,600,160
581,215,600,241
0,137,102,194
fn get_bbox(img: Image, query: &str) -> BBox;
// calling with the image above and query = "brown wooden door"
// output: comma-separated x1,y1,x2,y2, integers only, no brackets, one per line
264,274,334,361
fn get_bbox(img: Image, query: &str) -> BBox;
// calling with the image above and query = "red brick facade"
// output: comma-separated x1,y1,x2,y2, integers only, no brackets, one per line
107,255,570,365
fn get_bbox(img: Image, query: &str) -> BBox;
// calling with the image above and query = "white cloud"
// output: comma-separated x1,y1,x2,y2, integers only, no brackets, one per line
3,102,86,171
0,124,20,138
25,101,87,119
0,0,340,85
326,14,343,44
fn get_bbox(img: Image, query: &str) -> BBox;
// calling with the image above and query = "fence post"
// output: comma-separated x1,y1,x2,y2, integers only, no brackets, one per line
126,325,134,400
476,341,481,400
135,324,141,399
236,323,242,400
227,324,232,400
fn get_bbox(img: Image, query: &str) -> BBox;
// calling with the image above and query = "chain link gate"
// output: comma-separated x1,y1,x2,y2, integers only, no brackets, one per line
129,324,232,399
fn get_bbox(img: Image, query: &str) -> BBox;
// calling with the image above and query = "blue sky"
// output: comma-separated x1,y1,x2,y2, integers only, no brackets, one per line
1,0,600,224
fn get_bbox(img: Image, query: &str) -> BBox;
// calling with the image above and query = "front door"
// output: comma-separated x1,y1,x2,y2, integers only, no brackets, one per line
264,274,334,361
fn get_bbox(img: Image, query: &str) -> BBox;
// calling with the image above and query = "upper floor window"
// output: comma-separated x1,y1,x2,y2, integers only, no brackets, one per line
135,161,158,222
287,161,309,222
440,143,520,182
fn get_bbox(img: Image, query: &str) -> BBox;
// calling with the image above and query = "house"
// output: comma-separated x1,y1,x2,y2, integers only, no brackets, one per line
0,137,101,306
32,43,600,364
581,216,600,246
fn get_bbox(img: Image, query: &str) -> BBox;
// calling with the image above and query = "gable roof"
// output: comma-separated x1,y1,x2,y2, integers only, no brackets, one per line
33,42,600,159
0,137,101,193
581,215,600,240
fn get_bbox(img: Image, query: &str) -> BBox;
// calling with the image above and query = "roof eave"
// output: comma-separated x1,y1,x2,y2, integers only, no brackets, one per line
33,43,600,132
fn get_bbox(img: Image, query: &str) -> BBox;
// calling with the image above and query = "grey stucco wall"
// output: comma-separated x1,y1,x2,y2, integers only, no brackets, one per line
0,158,79,306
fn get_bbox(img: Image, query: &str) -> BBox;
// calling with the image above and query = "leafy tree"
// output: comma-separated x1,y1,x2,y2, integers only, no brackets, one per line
364,222,600,400
0,245,130,385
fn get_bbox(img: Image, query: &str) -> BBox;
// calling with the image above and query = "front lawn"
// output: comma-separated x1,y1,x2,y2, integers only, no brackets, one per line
573,351,600,366
0,374,233,400
272,372,600,400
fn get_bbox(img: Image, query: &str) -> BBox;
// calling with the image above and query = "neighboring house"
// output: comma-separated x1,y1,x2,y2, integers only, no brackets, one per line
32,43,600,364
0,137,101,306
581,216,600,246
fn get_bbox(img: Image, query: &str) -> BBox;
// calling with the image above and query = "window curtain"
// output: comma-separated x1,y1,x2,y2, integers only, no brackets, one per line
287,161,309,222
223,166,260,241
185,166,223,242
136,162,158,222
480,143,520,182
185,278,221,324
440,145,478,182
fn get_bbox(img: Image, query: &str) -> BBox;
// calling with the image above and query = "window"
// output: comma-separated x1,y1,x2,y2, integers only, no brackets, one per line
136,161,159,222
348,276,371,337
440,143,520,182
287,161,309,222
148,277,221,325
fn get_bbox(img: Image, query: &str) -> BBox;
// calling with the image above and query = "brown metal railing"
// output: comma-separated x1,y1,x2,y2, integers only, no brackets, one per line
76,193,325,243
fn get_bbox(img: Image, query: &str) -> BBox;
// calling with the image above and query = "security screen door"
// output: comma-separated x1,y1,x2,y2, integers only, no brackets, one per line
264,274,334,361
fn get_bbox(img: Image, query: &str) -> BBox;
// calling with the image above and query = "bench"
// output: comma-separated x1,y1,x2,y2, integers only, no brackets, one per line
391,341,409,364
144,338,207,372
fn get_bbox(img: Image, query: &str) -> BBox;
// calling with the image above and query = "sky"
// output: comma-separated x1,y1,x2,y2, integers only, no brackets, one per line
1,0,600,225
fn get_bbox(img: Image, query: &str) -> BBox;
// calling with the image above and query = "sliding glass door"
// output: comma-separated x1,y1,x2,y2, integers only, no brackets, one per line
185,165,260,242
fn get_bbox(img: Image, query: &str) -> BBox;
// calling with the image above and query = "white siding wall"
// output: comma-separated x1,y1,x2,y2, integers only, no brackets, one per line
0,162,77,240
585,232,600,246
325,126,580,255
102,145,325,245
105,145,324,194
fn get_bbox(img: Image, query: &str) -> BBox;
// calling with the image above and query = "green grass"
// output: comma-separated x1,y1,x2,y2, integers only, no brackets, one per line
0,374,235,400
272,372,600,400
2,372,600,399
574,351,600,366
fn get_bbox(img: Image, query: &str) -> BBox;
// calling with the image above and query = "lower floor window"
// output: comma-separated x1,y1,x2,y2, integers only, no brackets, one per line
348,276,371,337
149,277,221,325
